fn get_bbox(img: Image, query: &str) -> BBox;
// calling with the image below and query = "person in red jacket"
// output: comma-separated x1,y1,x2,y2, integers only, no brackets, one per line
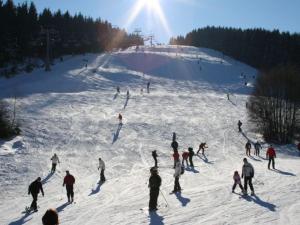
266,145,276,170
173,150,180,169
182,151,189,167
63,170,75,203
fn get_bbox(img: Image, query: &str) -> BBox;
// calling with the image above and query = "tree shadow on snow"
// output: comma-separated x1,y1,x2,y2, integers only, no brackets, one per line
124,97,129,109
175,192,191,206
149,211,164,225
272,169,296,176
185,166,199,173
8,213,32,225
112,123,123,144
56,202,71,213
88,182,103,196
41,172,54,184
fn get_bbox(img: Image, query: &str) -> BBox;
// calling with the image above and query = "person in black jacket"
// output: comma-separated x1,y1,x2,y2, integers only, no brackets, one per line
188,147,195,167
28,177,44,211
152,150,158,167
148,167,161,211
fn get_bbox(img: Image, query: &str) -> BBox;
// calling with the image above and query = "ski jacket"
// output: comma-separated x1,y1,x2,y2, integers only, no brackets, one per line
118,114,122,120
188,149,194,157
51,155,60,164
242,162,254,178
182,152,189,159
28,180,44,195
149,174,161,189
173,152,180,160
266,147,276,158
174,161,182,177
233,173,241,184
254,143,261,150
98,159,105,170
199,143,206,149
245,142,251,149
63,174,75,186
238,121,242,126
152,151,157,158
171,141,178,150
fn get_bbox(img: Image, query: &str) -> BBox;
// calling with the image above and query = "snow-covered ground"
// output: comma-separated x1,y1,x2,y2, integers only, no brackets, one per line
0,45,299,225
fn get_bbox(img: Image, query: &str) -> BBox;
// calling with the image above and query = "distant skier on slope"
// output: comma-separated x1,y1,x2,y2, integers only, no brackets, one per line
238,120,242,132
98,158,106,182
118,113,123,124
182,151,189,167
126,90,130,98
172,159,182,193
197,142,208,155
266,145,276,170
173,150,180,169
147,81,150,93
254,141,262,156
50,153,60,173
171,132,178,151
148,167,161,211
117,86,120,93
63,170,75,203
42,208,59,225
245,141,251,156
152,150,158,167
188,147,195,167
28,177,44,212
241,158,255,195
232,171,244,193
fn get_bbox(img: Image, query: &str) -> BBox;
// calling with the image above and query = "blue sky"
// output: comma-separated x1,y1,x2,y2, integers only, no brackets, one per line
14,0,300,43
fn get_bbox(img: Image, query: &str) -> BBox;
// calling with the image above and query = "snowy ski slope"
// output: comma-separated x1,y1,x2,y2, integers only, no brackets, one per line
0,45,299,225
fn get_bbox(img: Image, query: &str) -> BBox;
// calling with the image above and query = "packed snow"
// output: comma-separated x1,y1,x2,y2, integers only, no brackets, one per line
0,45,299,225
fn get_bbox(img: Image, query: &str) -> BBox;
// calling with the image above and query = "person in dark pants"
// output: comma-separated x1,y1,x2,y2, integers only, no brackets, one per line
147,81,150,93
152,150,158,167
238,120,242,132
50,153,60,173
28,177,44,211
173,150,180,168
266,145,276,169
172,159,182,193
42,208,59,225
98,158,106,182
188,147,194,167
232,171,244,193
241,158,255,195
63,171,75,202
245,141,251,156
182,151,189,167
254,141,262,156
148,167,161,211
171,132,178,151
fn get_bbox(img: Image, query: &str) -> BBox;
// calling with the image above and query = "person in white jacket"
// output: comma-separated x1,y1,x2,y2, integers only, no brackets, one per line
98,158,106,182
172,159,182,193
241,158,255,195
50,153,60,173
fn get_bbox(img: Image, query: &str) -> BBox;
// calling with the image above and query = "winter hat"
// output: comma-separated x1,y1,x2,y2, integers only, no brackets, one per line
243,158,248,163
150,167,158,173
42,208,59,225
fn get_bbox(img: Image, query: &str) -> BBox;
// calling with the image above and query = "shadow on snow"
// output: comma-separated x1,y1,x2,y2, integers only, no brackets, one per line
112,123,123,144
149,211,164,225
175,192,191,207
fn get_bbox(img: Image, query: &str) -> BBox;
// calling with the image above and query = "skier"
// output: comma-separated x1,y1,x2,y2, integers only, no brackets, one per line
152,150,158,167
197,142,208,155
241,158,255,195
28,177,44,212
266,145,276,170
297,143,300,153
126,90,130,98
254,141,262,156
117,86,120,93
182,151,189,167
227,93,230,100
50,153,60,173
42,208,59,225
188,147,195,167
148,167,161,211
98,158,106,182
147,81,150,93
140,88,143,95
173,150,180,169
172,159,182,193
171,132,178,151
238,120,242,132
245,141,251,156
63,170,75,203
118,113,123,124
232,171,244,193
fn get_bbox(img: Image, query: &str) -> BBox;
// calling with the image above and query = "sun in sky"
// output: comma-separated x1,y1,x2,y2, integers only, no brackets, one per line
124,0,172,37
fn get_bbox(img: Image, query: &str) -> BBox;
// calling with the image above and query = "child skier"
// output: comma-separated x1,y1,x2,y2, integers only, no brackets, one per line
232,171,244,193
182,151,189,167
188,147,195,167
50,153,60,173
245,141,251,156
197,142,208,155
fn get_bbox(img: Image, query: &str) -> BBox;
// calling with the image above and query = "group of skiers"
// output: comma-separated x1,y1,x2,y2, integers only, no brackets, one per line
116,81,150,97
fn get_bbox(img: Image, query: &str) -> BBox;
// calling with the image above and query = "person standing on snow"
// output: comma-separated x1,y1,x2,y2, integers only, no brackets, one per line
232,171,244,193
197,142,208,155
266,145,276,170
182,151,189,167
188,147,195,167
117,86,120,93
147,81,150,93
172,159,182,193
50,153,60,173
238,120,242,132
245,141,251,156
173,150,180,169
126,90,130,98
148,167,161,211
98,158,106,182
254,141,262,156
28,177,44,212
118,113,123,124
241,158,255,195
63,170,75,203
152,150,158,167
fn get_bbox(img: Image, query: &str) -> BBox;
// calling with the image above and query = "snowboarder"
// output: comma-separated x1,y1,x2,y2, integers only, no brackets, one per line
42,208,59,225
241,158,255,195
148,167,161,211
245,141,251,156
63,170,75,203
266,145,276,170
232,171,244,193
254,141,262,156
28,177,44,212
117,86,120,93
118,113,123,124
238,120,242,132
147,81,150,93
197,142,208,155
50,153,60,173
98,158,106,182
152,150,158,167
188,147,195,167
173,150,180,169
172,159,182,193
182,151,189,167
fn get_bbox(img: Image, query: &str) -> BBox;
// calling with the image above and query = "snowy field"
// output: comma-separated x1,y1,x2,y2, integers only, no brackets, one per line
0,45,299,225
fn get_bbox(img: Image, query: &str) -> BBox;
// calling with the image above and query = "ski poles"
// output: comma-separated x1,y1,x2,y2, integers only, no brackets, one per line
159,189,169,208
